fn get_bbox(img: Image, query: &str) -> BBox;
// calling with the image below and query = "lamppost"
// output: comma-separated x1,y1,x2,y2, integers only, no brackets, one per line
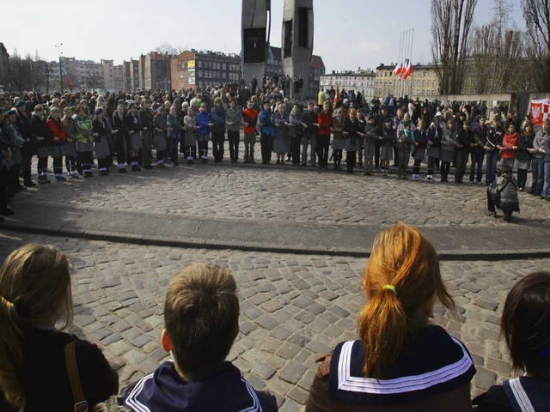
55,43,63,93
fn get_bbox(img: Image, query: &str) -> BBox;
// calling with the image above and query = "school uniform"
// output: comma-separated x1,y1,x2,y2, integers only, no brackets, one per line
74,114,95,177
31,113,52,183
288,110,303,165
154,112,168,166
515,132,534,190
111,112,128,172
426,124,442,180
363,122,378,175
139,108,155,169
455,128,474,183
306,325,475,412
125,111,143,171
226,107,242,162
183,114,197,163
63,117,79,177
92,117,111,175
397,129,413,178
331,116,346,169
485,126,504,184
380,126,395,163
472,124,488,183
344,117,360,173
473,377,550,411
166,114,182,165
196,110,210,162
210,106,226,162
412,128,427,179
273,110,290,156
440,127,457,182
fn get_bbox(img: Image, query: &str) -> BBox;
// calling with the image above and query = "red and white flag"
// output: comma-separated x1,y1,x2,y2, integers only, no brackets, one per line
393,63,403,77
402,59,412,79
529,99,550,126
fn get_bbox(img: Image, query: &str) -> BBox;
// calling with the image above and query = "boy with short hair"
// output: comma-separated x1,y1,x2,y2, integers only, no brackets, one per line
120,264,277,411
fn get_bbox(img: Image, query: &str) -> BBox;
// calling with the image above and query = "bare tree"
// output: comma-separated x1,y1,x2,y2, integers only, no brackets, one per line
470,0,524,93
9,49,32,94
154,43,184,56
431,0,478,94
521,0,550,91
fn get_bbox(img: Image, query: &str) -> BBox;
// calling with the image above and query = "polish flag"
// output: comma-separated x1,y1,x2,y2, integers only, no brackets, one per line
393,63,403,76
402,60,413,79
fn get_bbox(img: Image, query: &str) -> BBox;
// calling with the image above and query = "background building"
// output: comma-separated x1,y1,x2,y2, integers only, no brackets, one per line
320,69,375,101
0,43,10,88
170,50,241,90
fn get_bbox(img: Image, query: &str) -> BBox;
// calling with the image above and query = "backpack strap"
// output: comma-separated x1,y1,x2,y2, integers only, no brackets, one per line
65,340,89,412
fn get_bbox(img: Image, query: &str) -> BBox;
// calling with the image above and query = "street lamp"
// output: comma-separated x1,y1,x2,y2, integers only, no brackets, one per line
55,43,63,93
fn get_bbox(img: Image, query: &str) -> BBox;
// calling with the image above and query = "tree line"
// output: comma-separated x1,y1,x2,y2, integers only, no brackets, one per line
432,0,550,95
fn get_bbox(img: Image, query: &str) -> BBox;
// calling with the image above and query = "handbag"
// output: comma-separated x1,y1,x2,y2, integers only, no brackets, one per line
65,341,89,412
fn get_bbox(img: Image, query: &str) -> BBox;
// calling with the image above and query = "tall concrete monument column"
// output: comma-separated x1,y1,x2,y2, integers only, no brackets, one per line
241,0,271,88
282,0,314,100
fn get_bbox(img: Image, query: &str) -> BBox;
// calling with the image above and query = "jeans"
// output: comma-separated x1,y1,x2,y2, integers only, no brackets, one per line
301,135,316,165
469,149,485,182
531,157,545,194
485,149,499,184
543,161,550,198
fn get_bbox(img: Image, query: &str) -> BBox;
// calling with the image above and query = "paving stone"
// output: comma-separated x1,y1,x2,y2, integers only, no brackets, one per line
474,367,498,391
251,363,277,380
474,299,499,311
279,362,307,384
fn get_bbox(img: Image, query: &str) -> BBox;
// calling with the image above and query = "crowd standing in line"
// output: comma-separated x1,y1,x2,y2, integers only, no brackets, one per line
1,225,549,411
0,87,549,222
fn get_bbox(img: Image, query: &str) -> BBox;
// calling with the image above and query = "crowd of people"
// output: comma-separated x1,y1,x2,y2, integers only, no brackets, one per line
0,88,549,221
0,224,549,411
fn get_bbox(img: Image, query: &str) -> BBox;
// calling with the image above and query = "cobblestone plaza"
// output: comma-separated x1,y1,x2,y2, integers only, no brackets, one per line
1,161,549,411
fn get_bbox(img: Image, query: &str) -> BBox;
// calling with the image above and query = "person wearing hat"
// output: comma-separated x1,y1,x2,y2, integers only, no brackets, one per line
487,163,519,221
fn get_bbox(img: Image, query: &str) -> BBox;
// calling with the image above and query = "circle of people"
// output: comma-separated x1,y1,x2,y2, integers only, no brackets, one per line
0,90,549,220
0,223,549,411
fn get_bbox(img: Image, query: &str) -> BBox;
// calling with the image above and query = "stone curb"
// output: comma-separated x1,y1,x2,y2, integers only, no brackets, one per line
3,221,550,261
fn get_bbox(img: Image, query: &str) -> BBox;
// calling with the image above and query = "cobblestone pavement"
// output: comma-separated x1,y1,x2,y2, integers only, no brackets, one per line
1,232,547,411
11,162,550,228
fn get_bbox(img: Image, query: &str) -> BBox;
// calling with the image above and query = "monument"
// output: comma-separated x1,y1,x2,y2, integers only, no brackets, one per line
282,0,314,99
241,0,271,88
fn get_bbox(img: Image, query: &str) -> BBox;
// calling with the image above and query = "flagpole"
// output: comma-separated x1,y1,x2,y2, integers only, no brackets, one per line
409,29,414,97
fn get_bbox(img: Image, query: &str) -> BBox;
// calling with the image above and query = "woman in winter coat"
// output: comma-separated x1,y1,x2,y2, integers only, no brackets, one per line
92,108,111,176
426,116,442,182
46,107,67,181
412,119,428,181
62,107,79,178
111,104,128,173
331,109,346,171
440,119,458,182
498,123,519,173
273,103,290,164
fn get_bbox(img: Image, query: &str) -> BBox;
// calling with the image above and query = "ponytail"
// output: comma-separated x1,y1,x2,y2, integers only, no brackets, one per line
0,244,72,409
0,295,25,409
358,289,407,378
357,224,454,378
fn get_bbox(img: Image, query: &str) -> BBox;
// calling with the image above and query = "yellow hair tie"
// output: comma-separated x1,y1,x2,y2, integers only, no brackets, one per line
0,295,15,309
383,285,397,296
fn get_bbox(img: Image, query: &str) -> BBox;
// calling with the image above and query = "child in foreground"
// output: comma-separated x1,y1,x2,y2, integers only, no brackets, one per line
119,263,278,411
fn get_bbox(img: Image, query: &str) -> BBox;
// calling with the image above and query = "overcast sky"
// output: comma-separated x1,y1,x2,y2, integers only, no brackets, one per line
3,0,523,72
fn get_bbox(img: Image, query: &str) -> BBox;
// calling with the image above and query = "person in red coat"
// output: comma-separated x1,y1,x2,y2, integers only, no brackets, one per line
46,107,67,181
498,123,519,173
316,102,332,169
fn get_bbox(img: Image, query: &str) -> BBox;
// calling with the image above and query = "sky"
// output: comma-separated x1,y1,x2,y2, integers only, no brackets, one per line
2,0,523,72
